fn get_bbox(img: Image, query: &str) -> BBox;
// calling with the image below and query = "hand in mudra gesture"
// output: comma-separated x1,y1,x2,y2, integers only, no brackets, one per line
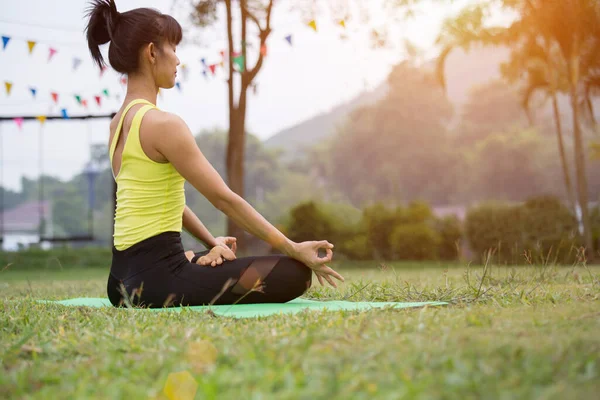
292,240,344,288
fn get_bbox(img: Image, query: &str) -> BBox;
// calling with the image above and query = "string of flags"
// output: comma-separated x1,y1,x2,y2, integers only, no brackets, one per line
2,16,351,131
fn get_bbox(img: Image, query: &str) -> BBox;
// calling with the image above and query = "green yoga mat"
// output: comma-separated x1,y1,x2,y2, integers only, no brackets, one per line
40,297,447,318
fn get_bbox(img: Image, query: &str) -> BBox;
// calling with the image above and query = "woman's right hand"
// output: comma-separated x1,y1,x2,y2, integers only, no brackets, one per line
291,240,344,288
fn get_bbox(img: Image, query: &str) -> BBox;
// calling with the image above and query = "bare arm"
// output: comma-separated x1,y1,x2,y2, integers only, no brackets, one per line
152,113,297,256
182,205,218,248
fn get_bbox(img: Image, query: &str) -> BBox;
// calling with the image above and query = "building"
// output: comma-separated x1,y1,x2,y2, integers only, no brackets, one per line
1,201,53,251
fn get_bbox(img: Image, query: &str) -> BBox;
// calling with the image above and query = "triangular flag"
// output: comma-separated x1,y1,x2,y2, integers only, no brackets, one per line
2,36,10,50
180,64,189,81
102,89,109,97
233,55,245,72
120,76,127,85
100,65,108,77
339,20,346,28
175,82,181,91
30,87,37,98
27,40,36,54
36,115,47,125
232,51,241,57
94,95,101,106
72,57,82,71
219,50,226,59
260,44,267,57
219,60,224,68
14,118,24,130
201,57,206,65
48,47,58,62
308,20,317,32
82,99,88,108
285,35,292,45
202,70,208,79
61,108,69,119
209,64,217,75
75,95,82,104
51,92,58,104
5,81,12,95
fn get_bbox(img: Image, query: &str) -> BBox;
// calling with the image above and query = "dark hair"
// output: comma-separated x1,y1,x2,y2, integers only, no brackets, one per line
85,0,182,74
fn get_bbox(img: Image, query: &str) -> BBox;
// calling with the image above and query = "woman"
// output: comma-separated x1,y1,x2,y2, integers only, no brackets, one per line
85,0,343,308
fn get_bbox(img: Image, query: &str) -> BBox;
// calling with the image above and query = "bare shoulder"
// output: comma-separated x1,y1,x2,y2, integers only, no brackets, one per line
144,109,190,136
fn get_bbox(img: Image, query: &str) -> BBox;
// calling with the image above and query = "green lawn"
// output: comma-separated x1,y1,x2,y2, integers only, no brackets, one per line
1,261,599,399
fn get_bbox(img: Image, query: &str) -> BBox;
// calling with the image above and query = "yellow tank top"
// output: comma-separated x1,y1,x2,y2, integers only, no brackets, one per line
109,99,186,250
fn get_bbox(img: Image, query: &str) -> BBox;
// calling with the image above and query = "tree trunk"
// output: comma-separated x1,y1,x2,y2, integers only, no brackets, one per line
568,53,594,261
551,94,576,212
225,0,249,253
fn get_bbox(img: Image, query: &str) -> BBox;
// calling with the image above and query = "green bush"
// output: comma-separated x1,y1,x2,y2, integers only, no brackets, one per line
436,215,463,261
286,201,337,243
465,202,528,264
390,223,441,260
362,203,399,260
465,196,580,265
521,196,579,264
0,246,112,271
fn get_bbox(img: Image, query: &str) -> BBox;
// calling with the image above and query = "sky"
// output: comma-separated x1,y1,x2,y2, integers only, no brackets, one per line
0,0,475,191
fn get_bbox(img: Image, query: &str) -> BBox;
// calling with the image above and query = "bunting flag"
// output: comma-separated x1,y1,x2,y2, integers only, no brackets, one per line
2,36,10,50
14,117,24,130
120,76,127,85
27,40,36,54
48,47,58,62
209,64,217,75
51,92,58,104
74,95,82,104
72,57,82,71
233,55,245,72
175,82,181,91
180,64,189,81
219,60,224,68
202,70,208,79
219,50,225,59
308,20,317,32
99,65,108,77
232,51,241,57
94,95,101,106
61,108,69,119
5,81,12,95
29,87,36,98
36,115,47,125
260,44,268,57
201,57,206,66
102,89,109,97
339,20,346,28
81,99,88,108
285,35,292,45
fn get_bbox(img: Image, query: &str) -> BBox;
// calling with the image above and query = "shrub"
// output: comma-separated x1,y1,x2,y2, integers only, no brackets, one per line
436,215,463,261
390,223,441,260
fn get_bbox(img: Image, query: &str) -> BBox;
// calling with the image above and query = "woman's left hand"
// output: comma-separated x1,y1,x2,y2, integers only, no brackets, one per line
214,236,237,254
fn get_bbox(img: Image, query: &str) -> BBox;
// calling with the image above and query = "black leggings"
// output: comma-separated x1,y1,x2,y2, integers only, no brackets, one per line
106,231,312,308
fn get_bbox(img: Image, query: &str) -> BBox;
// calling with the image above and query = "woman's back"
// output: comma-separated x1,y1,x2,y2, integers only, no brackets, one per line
109,98,185,251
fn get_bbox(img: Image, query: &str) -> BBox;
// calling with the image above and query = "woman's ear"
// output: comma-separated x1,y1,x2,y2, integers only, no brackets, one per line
147,42,156,64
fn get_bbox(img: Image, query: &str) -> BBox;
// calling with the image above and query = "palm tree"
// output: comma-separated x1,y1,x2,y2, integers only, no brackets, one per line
435,0,600,259
501,36,576,212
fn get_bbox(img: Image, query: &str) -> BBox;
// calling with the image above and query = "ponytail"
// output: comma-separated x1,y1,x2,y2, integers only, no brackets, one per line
85,0,120,70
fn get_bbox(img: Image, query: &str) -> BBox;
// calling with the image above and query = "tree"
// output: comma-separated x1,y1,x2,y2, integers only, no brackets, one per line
501,34,577,211
434,0,600,259
191,0,274,251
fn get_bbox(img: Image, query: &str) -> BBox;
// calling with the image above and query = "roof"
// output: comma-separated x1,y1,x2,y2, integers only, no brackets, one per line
1,201,51,233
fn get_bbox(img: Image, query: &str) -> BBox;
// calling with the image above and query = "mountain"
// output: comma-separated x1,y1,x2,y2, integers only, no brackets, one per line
264,46,512,158
263,82,389,159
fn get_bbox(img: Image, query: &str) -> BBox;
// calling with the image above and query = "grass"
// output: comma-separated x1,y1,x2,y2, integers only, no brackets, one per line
1,260,600,399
